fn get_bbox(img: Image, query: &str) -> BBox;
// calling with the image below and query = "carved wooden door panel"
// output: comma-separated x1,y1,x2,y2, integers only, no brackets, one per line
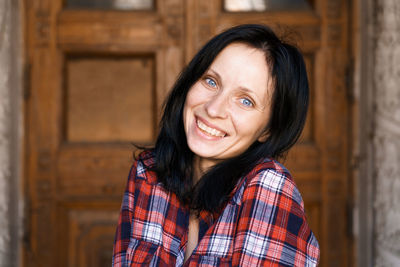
24,0,185,266
25,0,351,266
184,1,351,266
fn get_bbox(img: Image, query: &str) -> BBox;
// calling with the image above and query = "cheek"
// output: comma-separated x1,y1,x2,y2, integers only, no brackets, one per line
233,113,268,138
183,88,199,128
183,99,191,128
185,86,200,108
185,91,196,109
190,81,216,99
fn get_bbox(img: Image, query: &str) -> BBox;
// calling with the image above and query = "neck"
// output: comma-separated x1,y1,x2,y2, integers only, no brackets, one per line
192,156,222,184
192,156,204,184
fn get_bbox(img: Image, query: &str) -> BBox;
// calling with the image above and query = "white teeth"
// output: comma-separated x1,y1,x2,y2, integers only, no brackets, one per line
197,120,225,137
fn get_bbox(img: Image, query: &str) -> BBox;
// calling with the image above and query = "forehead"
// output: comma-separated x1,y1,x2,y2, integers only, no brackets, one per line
209,43,272,99
211,43,268,76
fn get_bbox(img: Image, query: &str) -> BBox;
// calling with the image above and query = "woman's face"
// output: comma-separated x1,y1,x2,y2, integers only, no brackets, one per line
183,43,274,170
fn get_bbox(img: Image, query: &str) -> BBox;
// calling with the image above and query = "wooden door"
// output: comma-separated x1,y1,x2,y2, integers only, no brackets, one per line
24,0,185,266
190,1,351,266
24,0,351,266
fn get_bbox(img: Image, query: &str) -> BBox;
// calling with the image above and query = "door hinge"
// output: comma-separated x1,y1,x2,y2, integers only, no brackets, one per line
23,63,31,100
23,197,32,252
345,59,354,103
346,199,354,238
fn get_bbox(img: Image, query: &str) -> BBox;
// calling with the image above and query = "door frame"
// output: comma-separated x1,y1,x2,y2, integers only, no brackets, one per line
353,0,378,266
19,0,364,266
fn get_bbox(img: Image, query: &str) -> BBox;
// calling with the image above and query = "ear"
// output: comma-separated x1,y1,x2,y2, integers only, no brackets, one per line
257,130,269,143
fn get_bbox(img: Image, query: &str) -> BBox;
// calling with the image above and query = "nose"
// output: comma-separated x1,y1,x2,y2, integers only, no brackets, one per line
205,92,229,119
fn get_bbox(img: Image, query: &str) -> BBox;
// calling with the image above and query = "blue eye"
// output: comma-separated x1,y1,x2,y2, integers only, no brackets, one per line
205,78,217,88
240,98,253,107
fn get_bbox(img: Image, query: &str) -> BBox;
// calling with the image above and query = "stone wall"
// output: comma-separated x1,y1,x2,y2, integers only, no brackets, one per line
0,0,22,266
0,0,12,264
0,0,399,266
373,0,400,266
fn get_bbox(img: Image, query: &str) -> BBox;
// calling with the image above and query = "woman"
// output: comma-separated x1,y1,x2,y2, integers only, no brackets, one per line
113,24,320,266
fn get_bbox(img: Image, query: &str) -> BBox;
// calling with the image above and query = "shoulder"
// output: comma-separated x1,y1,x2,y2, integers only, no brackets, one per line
129,149,158,185
243,158,304,208
233,158,320,265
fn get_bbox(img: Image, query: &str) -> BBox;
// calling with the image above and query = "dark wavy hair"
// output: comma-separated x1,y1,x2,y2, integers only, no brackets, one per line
151,24,309,213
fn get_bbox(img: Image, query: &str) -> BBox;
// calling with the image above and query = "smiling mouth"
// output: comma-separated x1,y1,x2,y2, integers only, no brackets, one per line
196,119,226,137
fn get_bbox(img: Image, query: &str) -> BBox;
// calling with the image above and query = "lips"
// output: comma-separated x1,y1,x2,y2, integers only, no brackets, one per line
196,118,226,137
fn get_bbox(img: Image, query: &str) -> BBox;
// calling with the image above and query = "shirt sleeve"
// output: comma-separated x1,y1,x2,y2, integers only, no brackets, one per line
232,169,320,266
112,162,137,267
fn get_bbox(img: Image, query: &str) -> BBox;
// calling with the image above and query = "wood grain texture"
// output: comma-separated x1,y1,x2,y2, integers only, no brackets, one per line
24,0,352,266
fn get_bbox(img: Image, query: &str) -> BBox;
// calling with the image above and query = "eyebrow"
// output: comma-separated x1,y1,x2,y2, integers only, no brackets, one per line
207,68,267,107
207,69,222,82
208,69,255,94
237,87,263,105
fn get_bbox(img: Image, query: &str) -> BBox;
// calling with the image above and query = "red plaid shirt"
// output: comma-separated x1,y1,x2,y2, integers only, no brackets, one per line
113,150,319,266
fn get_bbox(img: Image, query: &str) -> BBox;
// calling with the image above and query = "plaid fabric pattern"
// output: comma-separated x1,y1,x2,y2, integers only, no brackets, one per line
113,150,320,266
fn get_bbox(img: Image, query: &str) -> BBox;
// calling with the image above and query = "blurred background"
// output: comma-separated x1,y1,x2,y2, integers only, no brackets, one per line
0,0,399,266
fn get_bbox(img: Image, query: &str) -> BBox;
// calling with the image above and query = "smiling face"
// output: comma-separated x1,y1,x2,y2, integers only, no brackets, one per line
183,43,274,170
